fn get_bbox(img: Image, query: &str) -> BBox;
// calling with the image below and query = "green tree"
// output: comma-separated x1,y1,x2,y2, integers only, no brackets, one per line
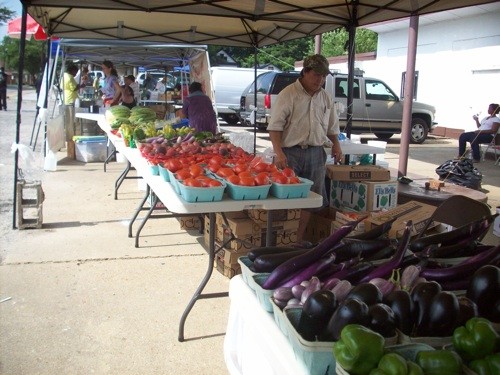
0,6,16,25
314,28,378,57
1,36,45,77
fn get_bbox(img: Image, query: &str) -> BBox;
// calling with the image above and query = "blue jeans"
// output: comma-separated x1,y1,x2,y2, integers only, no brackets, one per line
458,131,493,160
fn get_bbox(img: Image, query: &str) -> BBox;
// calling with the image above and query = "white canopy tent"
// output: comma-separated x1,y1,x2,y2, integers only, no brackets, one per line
12,0,498,228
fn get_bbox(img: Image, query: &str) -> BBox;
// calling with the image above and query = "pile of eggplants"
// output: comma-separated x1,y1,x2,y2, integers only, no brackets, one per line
244,212,499,342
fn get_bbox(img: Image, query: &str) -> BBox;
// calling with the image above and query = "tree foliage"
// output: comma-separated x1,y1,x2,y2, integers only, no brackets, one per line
1,36,45,76
208,28,377,70
0,6,16,25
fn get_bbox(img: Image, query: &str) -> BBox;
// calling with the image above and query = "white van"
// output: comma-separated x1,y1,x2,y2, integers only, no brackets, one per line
211,66,276,125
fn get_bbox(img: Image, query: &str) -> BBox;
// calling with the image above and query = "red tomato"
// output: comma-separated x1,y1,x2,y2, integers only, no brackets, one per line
239,176,256,186
208,179,222,187
233,163,249,175
175,169,192,181
253,162,270,173
254,172,270,186
238,170,253,178
272,174,289,184
209,155,223,166
226,175,241,185
165,159,183,172
207,163,220,173
282,167,296,178
288,176,301,184
217,167,235,178
183,178,203,187
189,164,205,178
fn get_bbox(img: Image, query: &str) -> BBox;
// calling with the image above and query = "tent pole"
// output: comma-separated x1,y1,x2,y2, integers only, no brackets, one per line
13,5,28,229
345,1,358,139
252,35,258,155
398,14,419,178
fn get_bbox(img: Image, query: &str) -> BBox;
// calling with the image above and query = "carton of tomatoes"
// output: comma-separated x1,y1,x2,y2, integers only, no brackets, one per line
270,177,314,199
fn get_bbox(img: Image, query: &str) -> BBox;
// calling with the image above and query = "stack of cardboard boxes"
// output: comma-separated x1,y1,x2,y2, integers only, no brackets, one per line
204,209,301,278
305,165,437,243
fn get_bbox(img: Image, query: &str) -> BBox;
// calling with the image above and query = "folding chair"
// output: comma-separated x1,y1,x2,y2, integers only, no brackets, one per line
481,128,500,162
416,195,491,239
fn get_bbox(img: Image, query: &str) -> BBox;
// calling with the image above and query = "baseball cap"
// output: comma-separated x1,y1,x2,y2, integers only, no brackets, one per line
125,74,135,81
303,54,330,76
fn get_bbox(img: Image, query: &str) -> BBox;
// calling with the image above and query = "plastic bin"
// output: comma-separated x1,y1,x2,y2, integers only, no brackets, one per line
225,181,271,200
284,308,336,375
158,164,170,181
75,138,108,163
167,169,181,194
252,274,274,312
177,180,226,202
270,178,313,199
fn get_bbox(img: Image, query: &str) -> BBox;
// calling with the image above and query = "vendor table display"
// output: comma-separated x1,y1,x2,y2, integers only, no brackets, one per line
75,110,323,341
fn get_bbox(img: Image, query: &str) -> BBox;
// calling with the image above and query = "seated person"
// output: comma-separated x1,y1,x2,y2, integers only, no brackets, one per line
120,84,136,109
458,103,500,162
336,86,346,97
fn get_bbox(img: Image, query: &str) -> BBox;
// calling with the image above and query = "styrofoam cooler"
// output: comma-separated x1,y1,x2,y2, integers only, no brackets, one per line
367,140,387,161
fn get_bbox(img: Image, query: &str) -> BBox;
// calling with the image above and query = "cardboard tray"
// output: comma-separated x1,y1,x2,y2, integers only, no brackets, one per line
270,178,313,199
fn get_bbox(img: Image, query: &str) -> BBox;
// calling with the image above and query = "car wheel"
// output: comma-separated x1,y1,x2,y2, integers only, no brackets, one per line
411,118,428,144
374,133,393,140
221,114,240,125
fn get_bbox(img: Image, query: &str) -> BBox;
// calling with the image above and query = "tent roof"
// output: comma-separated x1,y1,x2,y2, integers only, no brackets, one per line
24,0,498,47
58,39,207,69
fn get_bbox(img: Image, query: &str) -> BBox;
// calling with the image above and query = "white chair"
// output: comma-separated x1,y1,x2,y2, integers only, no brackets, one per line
481,128,500,163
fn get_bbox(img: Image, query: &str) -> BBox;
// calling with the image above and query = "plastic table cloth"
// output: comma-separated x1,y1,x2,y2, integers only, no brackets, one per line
75,113,323,341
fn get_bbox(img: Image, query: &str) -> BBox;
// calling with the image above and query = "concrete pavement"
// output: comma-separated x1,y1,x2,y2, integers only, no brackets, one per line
1,88,499,374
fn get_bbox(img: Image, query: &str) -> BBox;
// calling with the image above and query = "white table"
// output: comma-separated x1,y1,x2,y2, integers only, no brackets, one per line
75,113,323,342
225,275,310,375
327,142,386,165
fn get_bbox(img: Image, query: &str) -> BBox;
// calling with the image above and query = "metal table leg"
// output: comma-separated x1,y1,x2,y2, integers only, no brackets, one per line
128,185,150,238
134,190,158,248
178,212,228,342
115,160,132,199
104,148,117,172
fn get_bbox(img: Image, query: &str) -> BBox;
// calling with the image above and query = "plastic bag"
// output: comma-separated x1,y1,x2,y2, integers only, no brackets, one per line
11,143,45,180
46,110,65,152
435,158,482,190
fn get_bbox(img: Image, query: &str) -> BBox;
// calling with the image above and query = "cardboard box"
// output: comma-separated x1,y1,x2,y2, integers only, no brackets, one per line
326,165,391,181
214,212,262,251
178,215,202,230
330,179,398,212
214,251,241,279
365,200,437,239
304,208,368,243
247,208,301,225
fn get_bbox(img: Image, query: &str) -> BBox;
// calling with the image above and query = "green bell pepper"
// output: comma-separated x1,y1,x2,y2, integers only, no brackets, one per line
333,324,385,375
469,352,500,375
452,317,499,361
368,353,424,375
416,349,462,375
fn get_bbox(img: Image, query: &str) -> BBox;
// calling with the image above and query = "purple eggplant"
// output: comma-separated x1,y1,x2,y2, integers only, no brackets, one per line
411,280,442,336
334,238,392,262
247,246,303,262
358,220,413,283
346,282,383,306
466,264,500,322
262,217,365,289
368,303,397,338
456,296,479,327
297,290,337,341
383,289,415,336
420,245,499,281
277,254,337,288
253,248,310,272
409,214,496,252
427,291,460,337
322,298,370,341
349,217,396,240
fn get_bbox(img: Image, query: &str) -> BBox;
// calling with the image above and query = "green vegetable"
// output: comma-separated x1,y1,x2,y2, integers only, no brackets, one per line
133,127,146,141
416,349,462,375
452,317,499,361
469,353,500,375
368,353,408,375
333,324,385,375
406,361,424,375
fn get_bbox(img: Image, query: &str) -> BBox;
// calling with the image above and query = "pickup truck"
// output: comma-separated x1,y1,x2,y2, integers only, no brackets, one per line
240,71,437,144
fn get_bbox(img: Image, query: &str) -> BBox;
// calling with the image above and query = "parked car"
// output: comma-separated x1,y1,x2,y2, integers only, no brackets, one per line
240,71,437,143
137,71,175,89
211,66,273,125
239,70,300,127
